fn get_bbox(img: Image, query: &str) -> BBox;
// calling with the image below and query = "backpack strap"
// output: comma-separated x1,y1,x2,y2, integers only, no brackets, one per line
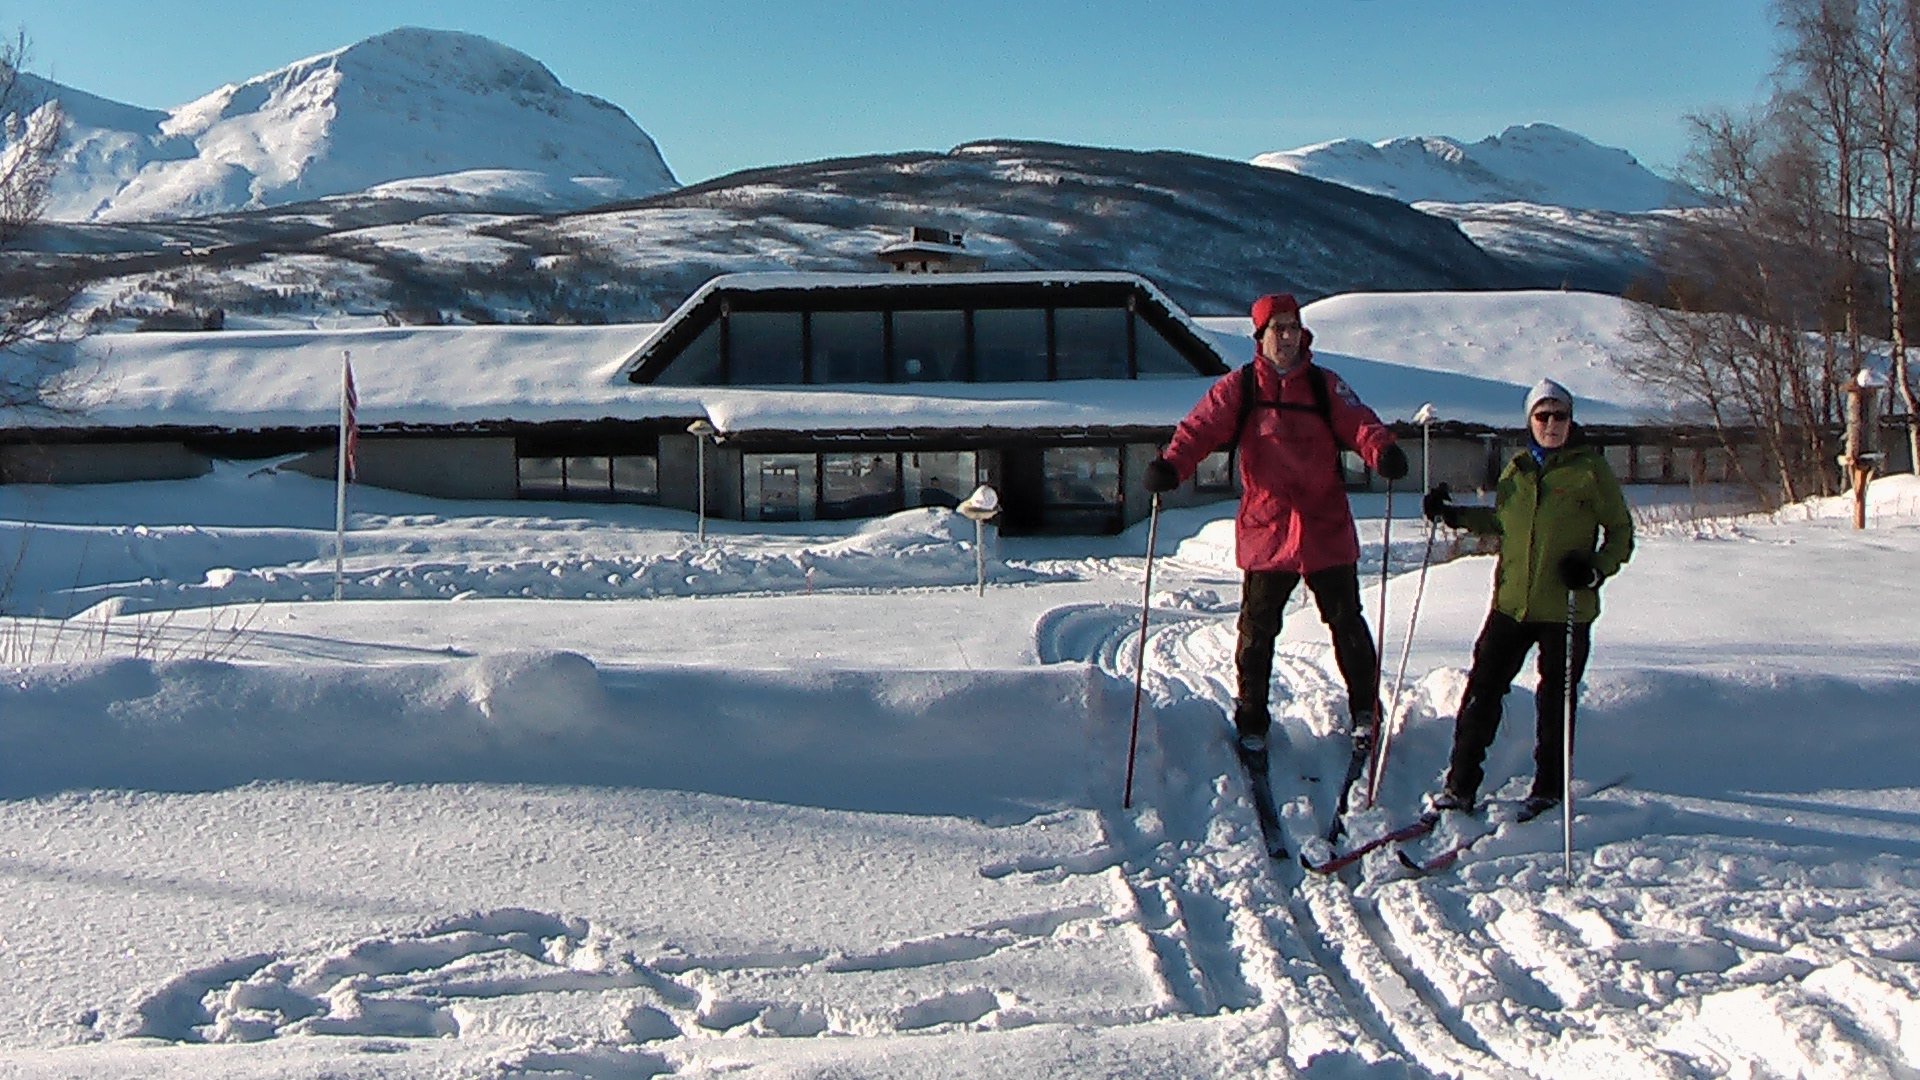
1226,361,1343,453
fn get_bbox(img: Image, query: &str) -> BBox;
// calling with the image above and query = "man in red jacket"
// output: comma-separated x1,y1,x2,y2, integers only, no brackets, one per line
1144,293,1407,772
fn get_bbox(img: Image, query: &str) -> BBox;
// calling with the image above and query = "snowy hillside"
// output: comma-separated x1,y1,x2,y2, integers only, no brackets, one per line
1253,123,1705,213
1418,201,1692,294
32,27,678,222
33,140,1525,330
1291,289,1658,420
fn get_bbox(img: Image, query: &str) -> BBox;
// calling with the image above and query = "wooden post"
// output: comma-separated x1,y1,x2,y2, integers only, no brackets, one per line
1841,371,1887,529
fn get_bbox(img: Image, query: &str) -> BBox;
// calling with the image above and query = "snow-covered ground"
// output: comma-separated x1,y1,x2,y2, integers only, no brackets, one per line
0,461,1916,1079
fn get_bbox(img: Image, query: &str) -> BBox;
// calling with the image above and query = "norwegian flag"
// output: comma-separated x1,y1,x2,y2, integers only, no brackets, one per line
341,351,359,482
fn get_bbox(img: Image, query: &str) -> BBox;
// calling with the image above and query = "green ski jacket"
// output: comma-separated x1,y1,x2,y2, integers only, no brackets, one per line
1455,435,1634,625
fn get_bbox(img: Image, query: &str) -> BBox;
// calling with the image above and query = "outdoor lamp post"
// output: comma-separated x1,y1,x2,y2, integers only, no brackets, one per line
1413,402,1437,492
688,418,717,544
956,484,1001,597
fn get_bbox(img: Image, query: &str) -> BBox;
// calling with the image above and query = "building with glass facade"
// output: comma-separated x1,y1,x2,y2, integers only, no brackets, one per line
611,271,1231,534
2,271,1797,534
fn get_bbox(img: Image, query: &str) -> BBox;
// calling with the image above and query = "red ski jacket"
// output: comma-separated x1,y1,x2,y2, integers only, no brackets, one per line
1162,354,1397,574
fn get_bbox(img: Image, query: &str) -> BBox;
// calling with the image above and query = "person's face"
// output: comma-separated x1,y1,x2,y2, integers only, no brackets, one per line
1259,316,1305,367
1530,402,1572,449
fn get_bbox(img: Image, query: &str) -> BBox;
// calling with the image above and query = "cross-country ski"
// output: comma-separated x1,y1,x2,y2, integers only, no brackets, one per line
1301,813,1437,874
1396,775,1635,876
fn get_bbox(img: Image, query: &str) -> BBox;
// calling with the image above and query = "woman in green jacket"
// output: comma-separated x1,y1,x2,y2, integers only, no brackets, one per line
1421,379,1634,817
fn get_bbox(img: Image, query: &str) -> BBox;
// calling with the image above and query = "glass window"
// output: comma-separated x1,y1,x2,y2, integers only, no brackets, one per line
519,456,565,498
1053,308,1129,380
565,456,612,498
811,310,886,383
612,455,659,502
1042,446,1121,506
744,453,817,521
1195,451,1234,491
1340,450,1364,485
1135,312,1197,378
1701,445,1731,483
820,452,901,518
727,311,804,384
973,308,1049,382
1633,444,1668,482
1603,444,1632,477
904,451,975,507
652,320,723,386
892,310,965,382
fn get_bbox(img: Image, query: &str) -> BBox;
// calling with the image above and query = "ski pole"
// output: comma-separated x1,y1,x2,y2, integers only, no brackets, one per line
1367,514,1437,809
1360,478,1393,809
1562,587,1577,884
1122,493,1162,810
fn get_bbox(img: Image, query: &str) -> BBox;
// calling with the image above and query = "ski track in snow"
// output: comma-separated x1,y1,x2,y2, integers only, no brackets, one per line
1045,581,1920,1080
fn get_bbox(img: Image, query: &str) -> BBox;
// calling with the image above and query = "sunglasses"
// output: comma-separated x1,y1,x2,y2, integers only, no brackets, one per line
1531,410,1571,423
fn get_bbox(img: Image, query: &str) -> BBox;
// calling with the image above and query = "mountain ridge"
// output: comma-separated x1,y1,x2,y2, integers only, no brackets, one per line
1253,123,1705,213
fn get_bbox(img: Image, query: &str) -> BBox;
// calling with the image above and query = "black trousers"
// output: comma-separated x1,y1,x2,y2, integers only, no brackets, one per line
1444,610,1593,802
1234,564,1379,738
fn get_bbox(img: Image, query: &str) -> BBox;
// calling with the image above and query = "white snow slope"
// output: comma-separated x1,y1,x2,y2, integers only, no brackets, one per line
0,438,1916,1078
1253,123,1706,213
34,27,678,222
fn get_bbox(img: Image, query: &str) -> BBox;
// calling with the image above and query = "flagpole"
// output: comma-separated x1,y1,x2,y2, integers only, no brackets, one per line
333,349,351,601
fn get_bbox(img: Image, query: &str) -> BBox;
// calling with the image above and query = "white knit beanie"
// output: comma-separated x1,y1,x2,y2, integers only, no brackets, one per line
1524,378,1573,417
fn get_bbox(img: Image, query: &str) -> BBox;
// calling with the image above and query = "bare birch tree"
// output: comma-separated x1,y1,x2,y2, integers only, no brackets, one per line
1623,0,1920,498
0,30,77,414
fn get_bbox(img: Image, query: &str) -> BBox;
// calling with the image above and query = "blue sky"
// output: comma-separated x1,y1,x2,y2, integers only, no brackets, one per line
14,0,1779,185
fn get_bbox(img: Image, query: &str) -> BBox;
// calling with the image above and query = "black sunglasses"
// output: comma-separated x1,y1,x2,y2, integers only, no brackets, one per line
1531,410,1571,423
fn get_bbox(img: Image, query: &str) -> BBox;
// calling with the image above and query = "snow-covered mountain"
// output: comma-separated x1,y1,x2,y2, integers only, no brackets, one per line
32,27,678,222
1252,123,1705,213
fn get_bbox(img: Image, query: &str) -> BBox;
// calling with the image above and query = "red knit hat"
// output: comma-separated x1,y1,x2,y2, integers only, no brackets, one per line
1249,293,1301,336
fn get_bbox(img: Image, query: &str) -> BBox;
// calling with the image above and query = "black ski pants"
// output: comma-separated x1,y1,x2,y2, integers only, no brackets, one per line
1444,609,1593,803
1234,564,1379,739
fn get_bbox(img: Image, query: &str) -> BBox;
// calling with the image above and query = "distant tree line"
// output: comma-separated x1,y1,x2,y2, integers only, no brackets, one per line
1627,0,1920,501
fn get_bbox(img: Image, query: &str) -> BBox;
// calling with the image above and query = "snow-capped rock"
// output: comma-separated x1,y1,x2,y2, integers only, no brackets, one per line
1251,123,1705,213
30,27,677,221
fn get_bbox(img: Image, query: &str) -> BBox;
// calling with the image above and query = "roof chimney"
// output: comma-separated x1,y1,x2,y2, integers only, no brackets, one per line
875,226,985,274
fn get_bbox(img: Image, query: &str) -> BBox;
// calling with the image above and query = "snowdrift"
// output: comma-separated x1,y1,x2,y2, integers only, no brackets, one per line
0,652,1120,821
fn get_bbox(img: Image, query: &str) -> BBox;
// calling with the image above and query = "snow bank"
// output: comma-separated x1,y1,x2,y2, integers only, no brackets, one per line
0,653,1115,821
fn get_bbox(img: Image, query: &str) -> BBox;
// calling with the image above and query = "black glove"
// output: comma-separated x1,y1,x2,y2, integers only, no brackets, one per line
1143,458,1180,494
1377,444,1409,481
1558,552,1603,591
1421,483,1459,527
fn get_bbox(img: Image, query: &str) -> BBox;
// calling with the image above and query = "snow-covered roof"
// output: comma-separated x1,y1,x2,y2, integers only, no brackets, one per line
37,320,1222,435
26,288,1674,436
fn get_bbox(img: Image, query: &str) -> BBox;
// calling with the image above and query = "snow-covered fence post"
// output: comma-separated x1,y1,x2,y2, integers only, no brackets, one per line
1841,370,1887,529
957,485,1000,597
687,418,717,545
